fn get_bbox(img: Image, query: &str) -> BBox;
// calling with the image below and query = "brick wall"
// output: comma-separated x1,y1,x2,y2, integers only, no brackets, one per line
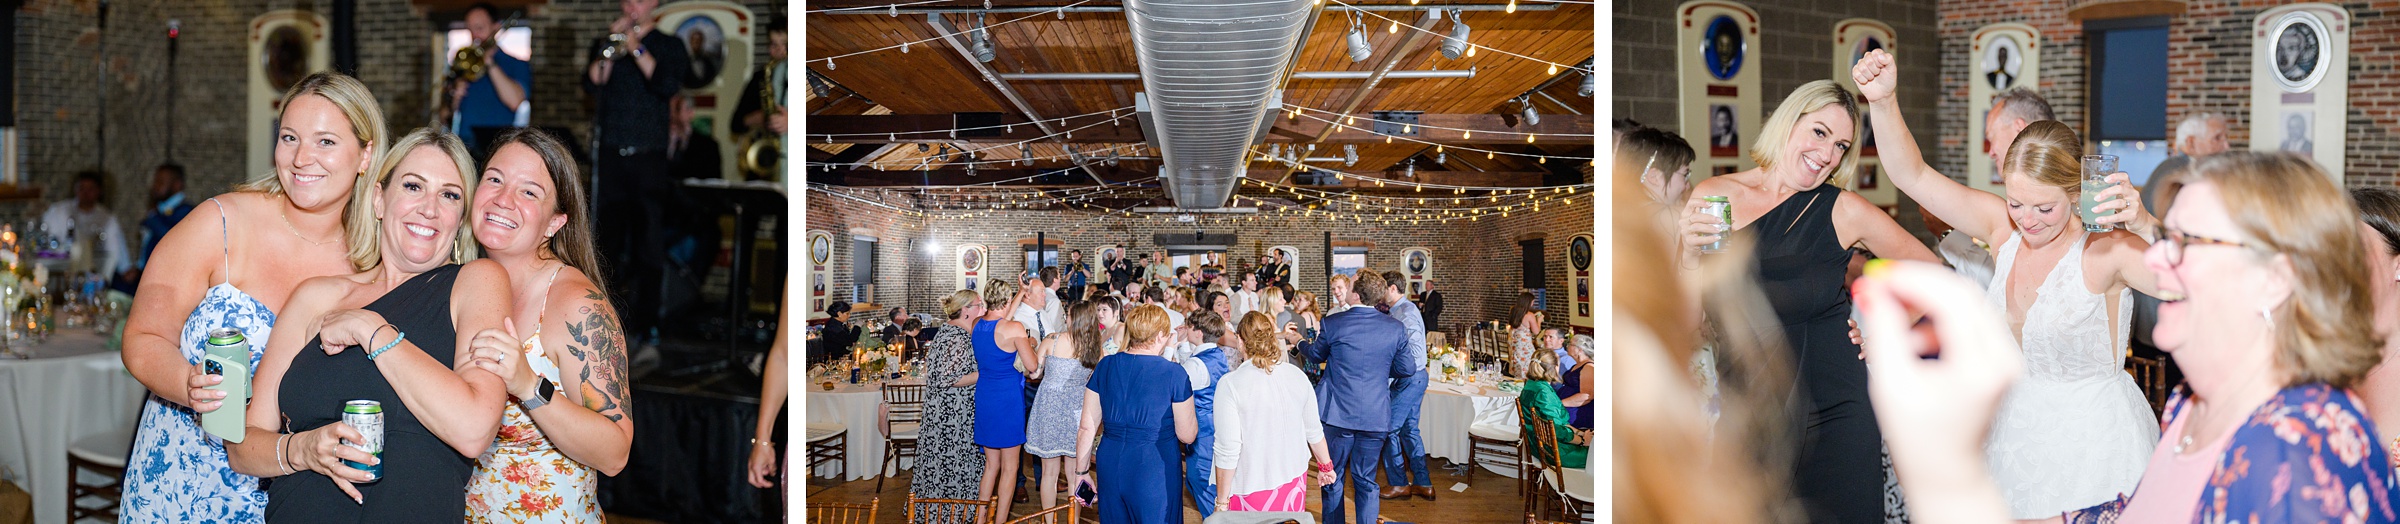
12,0,784,232
1615,0,1944,243
802,189,1596,335
1932,0,2400,188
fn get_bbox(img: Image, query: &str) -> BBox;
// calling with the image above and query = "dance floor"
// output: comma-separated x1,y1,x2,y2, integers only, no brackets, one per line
802,457,1540,523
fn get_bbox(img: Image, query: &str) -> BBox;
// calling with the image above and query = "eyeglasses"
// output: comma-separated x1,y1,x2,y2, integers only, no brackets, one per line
2158,226,2263,267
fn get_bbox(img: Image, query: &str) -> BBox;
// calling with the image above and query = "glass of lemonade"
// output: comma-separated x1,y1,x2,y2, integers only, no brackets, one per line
2080,155,2120,233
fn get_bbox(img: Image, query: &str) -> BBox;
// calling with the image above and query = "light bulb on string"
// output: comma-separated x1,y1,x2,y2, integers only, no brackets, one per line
1505,0,1516,13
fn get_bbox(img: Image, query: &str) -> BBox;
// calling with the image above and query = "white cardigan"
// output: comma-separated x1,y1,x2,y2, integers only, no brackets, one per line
1211,360,1325,496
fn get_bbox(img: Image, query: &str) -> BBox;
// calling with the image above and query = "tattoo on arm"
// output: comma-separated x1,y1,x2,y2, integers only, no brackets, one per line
566,289,632,423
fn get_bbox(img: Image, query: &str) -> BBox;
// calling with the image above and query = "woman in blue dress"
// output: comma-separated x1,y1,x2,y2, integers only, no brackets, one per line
973,281,1040,519
121,72,389,523
1072,304,1198,523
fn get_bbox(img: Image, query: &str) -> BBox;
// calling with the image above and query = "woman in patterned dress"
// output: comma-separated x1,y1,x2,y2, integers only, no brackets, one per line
1864,154,2400,523
914,289,987,501
123,72,389,523
457,129,635,522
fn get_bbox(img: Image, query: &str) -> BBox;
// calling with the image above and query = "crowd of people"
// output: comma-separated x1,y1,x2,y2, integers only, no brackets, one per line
818,245,1599,523
1618,48,2400,523
104,0,791,521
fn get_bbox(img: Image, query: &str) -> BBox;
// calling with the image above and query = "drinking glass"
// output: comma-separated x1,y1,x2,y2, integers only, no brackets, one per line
2080,155,2120,233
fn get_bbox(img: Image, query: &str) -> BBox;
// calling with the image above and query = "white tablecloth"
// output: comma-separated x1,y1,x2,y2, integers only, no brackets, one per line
0,333,145,524
1419,380,1520,479
804,379,921,481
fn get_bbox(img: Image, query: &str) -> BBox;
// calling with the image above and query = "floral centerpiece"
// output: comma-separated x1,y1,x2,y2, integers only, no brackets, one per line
1427,344,1468,383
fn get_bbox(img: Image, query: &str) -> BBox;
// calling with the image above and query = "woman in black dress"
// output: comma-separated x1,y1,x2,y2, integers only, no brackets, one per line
1677,80,1936,523
218,128,515,522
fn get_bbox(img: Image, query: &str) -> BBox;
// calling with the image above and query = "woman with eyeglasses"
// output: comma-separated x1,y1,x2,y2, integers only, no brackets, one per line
1863,152,2400,524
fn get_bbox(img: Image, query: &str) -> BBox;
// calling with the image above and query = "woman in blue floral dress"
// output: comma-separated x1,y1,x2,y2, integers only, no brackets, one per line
119,72,388,522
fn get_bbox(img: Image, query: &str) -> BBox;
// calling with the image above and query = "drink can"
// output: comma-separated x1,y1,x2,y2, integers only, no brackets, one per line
203,328,246,373
342,400,383,482
1701,196,1733,254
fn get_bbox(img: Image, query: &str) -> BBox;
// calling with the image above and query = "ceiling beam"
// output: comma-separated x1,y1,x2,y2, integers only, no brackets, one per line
810,113,1592,144
927,12,1112,187
1243,170,1546,188
1281,8,1444,184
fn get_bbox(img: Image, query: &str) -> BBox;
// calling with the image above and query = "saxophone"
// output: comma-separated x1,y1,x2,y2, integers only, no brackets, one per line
739,59,786,180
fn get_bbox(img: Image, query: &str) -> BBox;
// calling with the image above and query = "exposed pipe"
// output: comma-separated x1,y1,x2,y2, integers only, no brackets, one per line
1127,0,1315,209
1000,69,1475,81
818,4,1554,15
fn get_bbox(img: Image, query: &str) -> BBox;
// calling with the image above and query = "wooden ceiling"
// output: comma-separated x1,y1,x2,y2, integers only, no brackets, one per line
804,0,1594,192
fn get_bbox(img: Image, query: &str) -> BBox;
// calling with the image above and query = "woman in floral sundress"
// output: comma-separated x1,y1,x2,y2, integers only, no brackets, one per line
459,129,635,522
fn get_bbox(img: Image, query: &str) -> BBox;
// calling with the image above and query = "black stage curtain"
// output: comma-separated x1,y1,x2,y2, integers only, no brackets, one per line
600,379,784,523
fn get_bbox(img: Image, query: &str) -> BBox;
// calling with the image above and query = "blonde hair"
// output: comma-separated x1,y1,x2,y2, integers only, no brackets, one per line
1528,337,1561,382
346,128,480,271
1125,304,1172,348
942,289,983,319
1262,289,1287,314
984,281,1016,309
1236,312,1282,370
2182,152,2385,388
2000,120,2085,196
1750,80,1862,188
1611,156,1785,524
241,72,390,196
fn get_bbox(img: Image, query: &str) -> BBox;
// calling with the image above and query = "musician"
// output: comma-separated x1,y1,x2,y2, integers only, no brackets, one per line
584,0,692,350
446,3,529,152
732,15,787,182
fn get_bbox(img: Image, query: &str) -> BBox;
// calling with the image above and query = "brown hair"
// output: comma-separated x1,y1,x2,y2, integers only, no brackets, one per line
1067,301,1103,369
486,128,609,294
1351,271,1389,307
1125,304,1172,349
2000,120,2085,196
1617,126,1696,179
2185,152,2385,388
1236,312,1282,370
1186,310,1226,340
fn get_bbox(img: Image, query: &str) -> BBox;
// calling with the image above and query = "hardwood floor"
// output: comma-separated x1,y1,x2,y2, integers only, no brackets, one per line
799,457,1566,523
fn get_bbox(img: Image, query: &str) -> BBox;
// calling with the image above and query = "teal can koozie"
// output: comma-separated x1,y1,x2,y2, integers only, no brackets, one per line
342,400,383,482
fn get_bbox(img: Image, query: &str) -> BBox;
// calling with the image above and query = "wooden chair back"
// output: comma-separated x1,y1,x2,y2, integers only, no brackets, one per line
884,382,928,424
805,499,879,524
1002,501,1082,524
908,494,996,524
2125,354,2168,416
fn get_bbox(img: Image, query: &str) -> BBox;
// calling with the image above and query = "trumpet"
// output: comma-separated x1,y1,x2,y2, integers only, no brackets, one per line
449,39,492,83
740,59,786,179
598,26,643,60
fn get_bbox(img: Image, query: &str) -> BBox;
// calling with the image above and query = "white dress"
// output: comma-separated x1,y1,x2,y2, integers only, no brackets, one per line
1981,232,2158,518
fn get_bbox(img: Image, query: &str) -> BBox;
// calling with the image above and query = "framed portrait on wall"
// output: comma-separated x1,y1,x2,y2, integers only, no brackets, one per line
1984,35,2021,90
1709,104,1740,158
2281,111,2314,156
1858,164,1879,189
1703,15,1745,81
2271,11,2330,92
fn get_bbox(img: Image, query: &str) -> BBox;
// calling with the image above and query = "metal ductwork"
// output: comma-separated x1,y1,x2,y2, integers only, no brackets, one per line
1126,0,1313,209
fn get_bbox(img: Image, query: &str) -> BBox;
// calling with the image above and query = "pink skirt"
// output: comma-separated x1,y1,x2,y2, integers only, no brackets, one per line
1225,474,1309,512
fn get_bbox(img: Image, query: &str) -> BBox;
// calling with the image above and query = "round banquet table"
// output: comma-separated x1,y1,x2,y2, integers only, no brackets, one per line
804,378,922,481
0,332,146,524
1419,379,1521,479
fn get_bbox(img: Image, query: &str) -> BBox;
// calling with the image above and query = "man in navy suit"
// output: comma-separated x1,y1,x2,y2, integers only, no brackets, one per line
1377,270,1433,501
1301,271,1417,524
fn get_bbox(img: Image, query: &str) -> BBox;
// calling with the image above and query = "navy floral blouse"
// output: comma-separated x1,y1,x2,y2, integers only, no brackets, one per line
2066,383,2400,523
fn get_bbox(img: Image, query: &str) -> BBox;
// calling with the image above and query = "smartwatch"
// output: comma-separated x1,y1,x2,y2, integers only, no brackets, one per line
520,377,557,412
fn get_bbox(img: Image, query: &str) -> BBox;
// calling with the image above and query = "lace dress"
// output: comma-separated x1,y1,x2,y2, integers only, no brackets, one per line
121,199,275,522
1028,352,1097,458
912,325,984,500
1982,232,2157,518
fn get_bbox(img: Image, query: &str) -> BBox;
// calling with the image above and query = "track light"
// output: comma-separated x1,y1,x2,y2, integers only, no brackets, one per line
970,13,996,63
1440,11,1469,60
1519,97,1540,126
1579,72,1594,97
807,71,832,98
1344,144,1359,167
1346,14,1372,63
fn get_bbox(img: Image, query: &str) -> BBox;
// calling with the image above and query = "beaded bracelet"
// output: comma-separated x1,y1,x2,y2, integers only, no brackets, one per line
368,331,407,360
